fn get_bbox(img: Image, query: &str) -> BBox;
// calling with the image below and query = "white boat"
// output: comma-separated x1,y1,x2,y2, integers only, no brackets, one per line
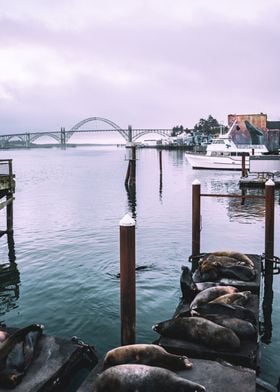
185,121,269,170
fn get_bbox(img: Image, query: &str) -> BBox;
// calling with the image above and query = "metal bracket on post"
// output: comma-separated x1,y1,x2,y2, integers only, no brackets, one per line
261,254,280,275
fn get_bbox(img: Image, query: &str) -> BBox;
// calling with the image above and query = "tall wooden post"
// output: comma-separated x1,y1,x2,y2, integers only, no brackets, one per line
262,179,275,343
192,179,201,271
241,153,246,177
265,179,275,275
6,193,13,233
120,213,136,345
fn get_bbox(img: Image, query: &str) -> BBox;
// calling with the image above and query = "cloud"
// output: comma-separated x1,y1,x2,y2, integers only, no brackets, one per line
1,0,280,131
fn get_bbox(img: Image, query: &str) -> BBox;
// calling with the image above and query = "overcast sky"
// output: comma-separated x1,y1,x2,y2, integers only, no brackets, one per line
0,0,279,133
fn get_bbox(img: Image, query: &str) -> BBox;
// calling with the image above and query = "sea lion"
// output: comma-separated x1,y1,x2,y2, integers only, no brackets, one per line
103,344,192,370
93,364,206,392
153,316,240,350
0,324,43,362
201,315,257,340
210,291,251,306
190,285,238,310
180,266,198,301
193,303,256,325
208,251,254,268
0,324,43,388
218,265,256,281
197,254,256,282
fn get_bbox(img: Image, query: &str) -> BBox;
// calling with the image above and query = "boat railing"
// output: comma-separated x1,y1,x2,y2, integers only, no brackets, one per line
236,144,266,149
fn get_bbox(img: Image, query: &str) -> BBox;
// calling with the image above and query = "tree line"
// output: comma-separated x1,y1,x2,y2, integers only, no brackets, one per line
172,115,228,137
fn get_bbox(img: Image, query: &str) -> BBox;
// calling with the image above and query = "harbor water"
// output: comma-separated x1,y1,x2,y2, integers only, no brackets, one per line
0,146,279,386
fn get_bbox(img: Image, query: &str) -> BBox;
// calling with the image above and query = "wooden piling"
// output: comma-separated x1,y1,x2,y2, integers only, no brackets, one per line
119,213,136,345
262,179,275,343
192,179,201,271
264,179,275,275
6,193,13,233
241,153,246,177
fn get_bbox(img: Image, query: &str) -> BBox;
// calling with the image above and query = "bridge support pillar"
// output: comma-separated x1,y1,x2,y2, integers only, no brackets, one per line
61,127,66,148
128,125,132,142
125,142,136,188
25,133,31,148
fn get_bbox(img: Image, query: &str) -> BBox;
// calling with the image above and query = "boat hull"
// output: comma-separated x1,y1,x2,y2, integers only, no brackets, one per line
185,153,249,170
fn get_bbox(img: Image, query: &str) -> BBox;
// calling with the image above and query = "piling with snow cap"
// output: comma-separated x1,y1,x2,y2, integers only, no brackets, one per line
119,213,136,345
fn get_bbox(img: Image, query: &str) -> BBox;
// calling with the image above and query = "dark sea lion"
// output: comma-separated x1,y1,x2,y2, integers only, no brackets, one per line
153,316,240,350
218,265,256,281
193,268,219,282
103,344,192,370
0,324,43,362
180,266,198,301
190,285,238,310
93,364,206,392
0,324,43,388
193,303,256,325
201,315,257,339
210,291,251,306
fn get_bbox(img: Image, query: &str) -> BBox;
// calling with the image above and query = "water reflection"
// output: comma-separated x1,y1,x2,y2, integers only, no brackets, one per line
159,173,163,201
261,271,273,344
0,233,20,321
125,184,137,220
227,189,265,222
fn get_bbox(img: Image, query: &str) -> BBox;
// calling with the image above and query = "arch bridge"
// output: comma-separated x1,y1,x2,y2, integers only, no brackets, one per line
0,117,171,148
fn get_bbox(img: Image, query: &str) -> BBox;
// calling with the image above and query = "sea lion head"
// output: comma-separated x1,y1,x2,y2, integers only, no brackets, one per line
176,355,193,369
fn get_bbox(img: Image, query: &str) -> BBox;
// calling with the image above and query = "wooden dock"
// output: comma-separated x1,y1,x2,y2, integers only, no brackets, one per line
0,159,15,235
0,329,97,391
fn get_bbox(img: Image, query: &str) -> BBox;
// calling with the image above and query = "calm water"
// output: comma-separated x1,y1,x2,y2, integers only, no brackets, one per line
0,146,279,386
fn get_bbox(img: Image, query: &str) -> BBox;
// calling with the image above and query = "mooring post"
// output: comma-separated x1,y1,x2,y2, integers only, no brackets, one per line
6,193,13,233
6,159,14,233
262,179,275,343
192,179,201,271
119,213,136,345
241,153,246,177
265,179,275,275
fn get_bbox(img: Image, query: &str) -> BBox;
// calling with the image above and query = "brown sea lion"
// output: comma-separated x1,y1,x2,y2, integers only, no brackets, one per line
103,344,192,370
199,252,254,270
211,251,254,268
93,364,206,392
153,316,240,350
190,285,238,310
210,291,251,306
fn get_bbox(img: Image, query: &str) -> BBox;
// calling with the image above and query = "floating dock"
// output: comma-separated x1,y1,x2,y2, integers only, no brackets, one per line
0,329,97,392
239,155,280,188
239,173,280,188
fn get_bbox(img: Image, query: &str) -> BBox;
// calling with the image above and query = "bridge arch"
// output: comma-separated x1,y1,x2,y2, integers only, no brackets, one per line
68,117,128,142
30,133,61,143
133,130,171,141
